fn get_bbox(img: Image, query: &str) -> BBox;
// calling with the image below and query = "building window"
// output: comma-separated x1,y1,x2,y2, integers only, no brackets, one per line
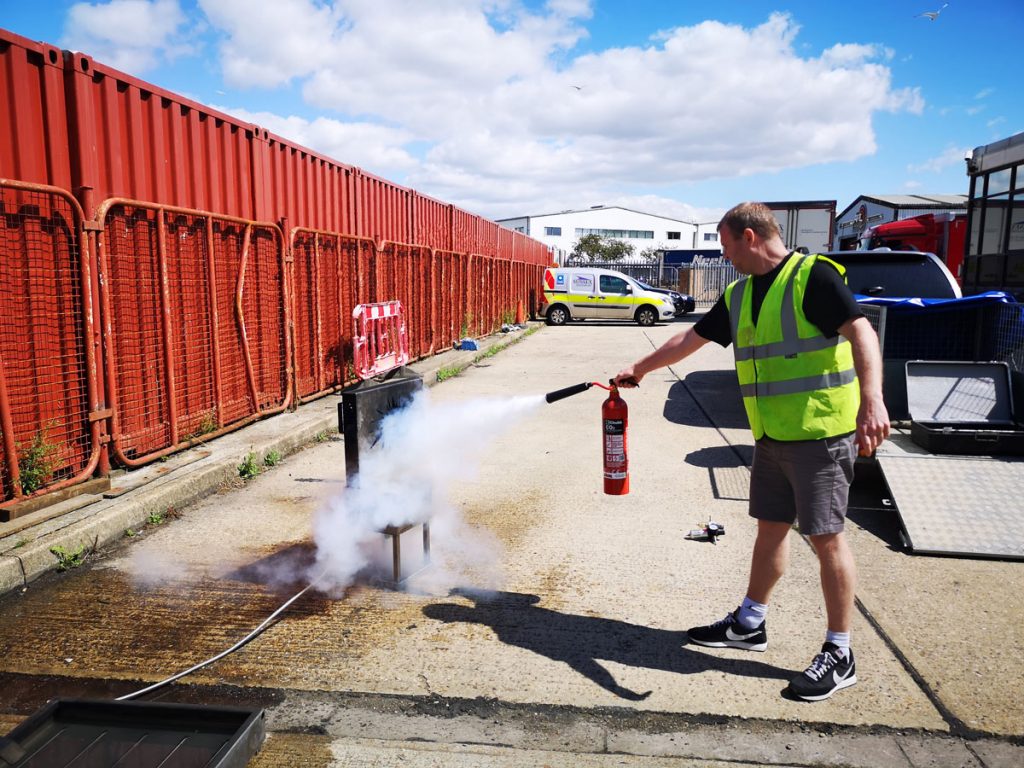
574,228,654,239
667,231,681,240
515,227,525,233
703,233,719,242
544,226,562,236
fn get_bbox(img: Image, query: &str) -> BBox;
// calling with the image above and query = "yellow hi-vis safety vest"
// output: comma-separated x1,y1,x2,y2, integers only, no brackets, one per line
725,254,859,441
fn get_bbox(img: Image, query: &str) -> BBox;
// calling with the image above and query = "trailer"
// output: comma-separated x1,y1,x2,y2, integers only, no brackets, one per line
854,298,1024,560
963,131,1024,300
763,200,836,253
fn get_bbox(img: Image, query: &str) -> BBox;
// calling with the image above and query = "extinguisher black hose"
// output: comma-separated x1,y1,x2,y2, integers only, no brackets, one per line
545,381,594,403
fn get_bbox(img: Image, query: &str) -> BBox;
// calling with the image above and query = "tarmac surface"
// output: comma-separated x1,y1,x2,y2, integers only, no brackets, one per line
0,317,1022,767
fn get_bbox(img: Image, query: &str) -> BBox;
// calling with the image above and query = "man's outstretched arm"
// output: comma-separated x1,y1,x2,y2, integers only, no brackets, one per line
614,327,710,387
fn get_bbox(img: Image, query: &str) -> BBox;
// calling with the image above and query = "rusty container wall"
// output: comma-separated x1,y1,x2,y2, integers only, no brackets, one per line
0,29,73,189
62,50,260,220
413,192,452,251
452,207,478,254
355,170,412,244
0,182,99,507
476,219,500,261
496,224,514,262
259,133,355,235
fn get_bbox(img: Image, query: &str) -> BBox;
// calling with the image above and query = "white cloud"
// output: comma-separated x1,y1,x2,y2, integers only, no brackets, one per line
212,105,419,176
198,0,343,88
63,3,925,219
975,87,995,99
907,146,972,174
61,0,194,73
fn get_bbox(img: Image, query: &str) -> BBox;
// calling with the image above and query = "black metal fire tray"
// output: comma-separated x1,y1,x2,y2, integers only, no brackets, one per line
0,699,264,768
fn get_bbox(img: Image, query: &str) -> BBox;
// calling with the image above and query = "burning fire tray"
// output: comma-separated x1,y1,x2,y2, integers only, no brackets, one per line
0,699,264,768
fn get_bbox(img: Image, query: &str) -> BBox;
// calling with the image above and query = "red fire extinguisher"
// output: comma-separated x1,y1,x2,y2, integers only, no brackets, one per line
542,379,629,495
601,382,629,495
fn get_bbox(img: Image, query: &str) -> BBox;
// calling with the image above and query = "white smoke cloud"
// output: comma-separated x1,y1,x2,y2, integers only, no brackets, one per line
311,390,543,592
61,0,196,73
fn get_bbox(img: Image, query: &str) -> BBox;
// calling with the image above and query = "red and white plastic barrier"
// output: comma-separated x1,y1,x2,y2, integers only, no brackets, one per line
352,301,410,380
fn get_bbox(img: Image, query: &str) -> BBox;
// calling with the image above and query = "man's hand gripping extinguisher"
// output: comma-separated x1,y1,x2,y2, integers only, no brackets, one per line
543,380,630,495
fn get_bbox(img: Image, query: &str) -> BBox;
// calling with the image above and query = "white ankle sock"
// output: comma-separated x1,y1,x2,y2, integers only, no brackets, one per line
826,630,850,657
737,597,768,629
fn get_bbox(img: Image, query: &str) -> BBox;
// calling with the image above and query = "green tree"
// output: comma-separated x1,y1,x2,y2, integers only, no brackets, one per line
570,234,635,262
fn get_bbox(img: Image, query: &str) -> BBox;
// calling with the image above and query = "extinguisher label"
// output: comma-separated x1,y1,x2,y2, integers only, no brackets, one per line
604,418,627,478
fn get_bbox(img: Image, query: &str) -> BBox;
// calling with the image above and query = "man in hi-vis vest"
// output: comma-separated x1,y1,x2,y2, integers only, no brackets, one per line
614,202,890,702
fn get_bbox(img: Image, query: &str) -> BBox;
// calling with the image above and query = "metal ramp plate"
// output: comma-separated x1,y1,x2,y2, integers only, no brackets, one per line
876,448,1024,559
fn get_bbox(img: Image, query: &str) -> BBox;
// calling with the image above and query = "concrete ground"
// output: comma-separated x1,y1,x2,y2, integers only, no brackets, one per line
0,318,1022,767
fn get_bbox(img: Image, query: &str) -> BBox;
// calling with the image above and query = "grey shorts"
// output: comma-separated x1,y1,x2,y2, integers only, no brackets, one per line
749,433,856,536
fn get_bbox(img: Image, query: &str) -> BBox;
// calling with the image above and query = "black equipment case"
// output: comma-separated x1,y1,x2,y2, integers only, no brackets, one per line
906,360,1024,456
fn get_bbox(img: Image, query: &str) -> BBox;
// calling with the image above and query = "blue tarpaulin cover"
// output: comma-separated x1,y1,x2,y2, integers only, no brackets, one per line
855,291,1016,310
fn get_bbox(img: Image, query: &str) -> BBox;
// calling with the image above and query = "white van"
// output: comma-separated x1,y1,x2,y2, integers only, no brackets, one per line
540,267,677,326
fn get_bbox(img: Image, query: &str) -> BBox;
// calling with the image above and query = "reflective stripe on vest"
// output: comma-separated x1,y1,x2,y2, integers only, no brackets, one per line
725,254,859,441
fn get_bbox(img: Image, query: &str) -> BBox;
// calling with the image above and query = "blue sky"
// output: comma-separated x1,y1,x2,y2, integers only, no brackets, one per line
2,1,1020,223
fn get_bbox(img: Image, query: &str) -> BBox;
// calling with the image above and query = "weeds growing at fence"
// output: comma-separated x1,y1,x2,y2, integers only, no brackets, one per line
184,410,219,441
17,429,59,495
238,451,260,479
50,544,87,572
436,365,462,383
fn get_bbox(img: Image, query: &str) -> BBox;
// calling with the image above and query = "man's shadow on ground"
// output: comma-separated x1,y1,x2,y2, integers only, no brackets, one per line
423,589,791,701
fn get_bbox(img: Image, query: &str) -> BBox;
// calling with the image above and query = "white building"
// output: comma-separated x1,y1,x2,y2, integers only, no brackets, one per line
834,194,968,250
497,205,719,264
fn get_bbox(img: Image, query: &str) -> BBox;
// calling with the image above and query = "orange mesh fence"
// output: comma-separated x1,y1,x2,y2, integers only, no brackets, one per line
291,230,374,402
378,242,435,359
99,201,289,465
0,183,99,507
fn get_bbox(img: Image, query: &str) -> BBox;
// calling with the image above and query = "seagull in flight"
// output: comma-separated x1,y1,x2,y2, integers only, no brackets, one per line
569,84,583,91
916,3,949,21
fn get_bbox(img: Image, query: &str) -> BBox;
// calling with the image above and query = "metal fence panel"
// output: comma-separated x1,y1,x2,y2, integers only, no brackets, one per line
680,261,741,306
0,183,99,506
99,201,289,464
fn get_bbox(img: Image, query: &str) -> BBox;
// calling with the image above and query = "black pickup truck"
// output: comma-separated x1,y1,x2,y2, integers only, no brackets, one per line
821,249,961,299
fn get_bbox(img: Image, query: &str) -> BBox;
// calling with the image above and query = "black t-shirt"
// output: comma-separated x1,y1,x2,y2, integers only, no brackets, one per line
694,253,863,347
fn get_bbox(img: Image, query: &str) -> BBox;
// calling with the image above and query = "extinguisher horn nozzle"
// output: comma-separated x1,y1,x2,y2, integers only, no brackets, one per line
544,381,594,403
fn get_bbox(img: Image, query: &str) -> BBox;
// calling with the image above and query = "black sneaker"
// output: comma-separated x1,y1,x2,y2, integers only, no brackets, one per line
787,642,857,701
687,609,768,652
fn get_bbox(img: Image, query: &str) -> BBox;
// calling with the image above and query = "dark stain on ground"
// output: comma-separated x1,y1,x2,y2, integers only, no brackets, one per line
225,542,320,590
423,589,791,702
